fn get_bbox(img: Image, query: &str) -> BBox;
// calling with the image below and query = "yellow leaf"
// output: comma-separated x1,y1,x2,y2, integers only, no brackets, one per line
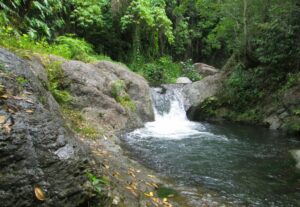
3,124,11,134
1,95,8,99
34,186,45,201
163,198,168,202
26,109,34,113
147,174,156,178
0,116,6,124
144,191,154,197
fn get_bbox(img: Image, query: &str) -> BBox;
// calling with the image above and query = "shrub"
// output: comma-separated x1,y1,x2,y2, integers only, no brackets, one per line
130,56,181,85
0,27,110,62
180,59,202,82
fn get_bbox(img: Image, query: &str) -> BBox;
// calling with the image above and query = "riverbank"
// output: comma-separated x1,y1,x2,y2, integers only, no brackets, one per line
182,68,300,137
0,48,231,207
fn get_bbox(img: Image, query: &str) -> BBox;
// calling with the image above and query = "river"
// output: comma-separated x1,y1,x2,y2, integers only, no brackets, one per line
122,85,300,207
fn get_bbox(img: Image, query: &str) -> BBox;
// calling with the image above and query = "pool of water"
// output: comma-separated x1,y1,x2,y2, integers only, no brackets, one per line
122,86,300,207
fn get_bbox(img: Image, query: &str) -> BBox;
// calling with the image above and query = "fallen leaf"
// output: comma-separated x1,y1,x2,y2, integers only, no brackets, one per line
1,94,8,99
147,175,156,178
0,116,6,124
34,186,45,201
3,124,12,134
26,109,34,114
144,191,154,197
128,171,136,178
25,99,34,104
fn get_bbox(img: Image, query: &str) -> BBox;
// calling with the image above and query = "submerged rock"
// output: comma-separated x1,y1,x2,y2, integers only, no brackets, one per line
0,48,94,206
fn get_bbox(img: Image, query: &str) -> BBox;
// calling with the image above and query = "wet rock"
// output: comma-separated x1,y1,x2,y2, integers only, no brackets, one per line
264,115,282,130
0,48,94,207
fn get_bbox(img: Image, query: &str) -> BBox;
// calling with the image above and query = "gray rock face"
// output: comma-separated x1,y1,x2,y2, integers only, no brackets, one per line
263,115,282,130
193,63,219,77
183,73,223,110
30,55,154,133
176,77,192,84
0,49,93,207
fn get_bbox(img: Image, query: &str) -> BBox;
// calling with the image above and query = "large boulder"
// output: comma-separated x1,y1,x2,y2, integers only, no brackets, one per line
193,63,219,77
30,55,154,133
0,49,94,206
183,73,223,110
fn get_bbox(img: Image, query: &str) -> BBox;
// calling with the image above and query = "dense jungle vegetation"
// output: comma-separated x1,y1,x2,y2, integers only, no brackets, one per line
0,0,300,122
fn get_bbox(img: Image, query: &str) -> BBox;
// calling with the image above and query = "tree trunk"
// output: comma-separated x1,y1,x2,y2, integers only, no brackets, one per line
243,0,248,58
132,24,141,60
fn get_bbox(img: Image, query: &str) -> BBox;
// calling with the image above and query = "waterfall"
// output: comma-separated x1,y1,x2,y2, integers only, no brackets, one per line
128,85,206,139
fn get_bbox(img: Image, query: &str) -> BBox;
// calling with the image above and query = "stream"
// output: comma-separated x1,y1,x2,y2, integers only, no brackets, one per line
122,85,300,207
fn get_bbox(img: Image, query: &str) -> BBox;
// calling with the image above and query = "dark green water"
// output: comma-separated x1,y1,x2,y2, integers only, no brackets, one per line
123,87,300,207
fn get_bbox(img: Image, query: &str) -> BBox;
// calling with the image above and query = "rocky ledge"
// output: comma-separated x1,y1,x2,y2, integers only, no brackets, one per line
0,48,95,206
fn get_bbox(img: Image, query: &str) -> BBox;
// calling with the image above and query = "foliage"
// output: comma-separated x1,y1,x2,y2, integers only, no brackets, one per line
62,107,103,139
0,27,110,62
86,172,110,194
283,117,300,135
55,35,111,62
121,0,174,59
111,80,136,111
16,76,29,85
180,59,202,82
130,56,181,85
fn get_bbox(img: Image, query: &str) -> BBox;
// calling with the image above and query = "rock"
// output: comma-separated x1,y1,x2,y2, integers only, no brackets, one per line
290,150,300,169
183,73,223,111
0,48,94,207
193,63,219,77
30,56,154,132
176,77,192,84
263,115,282,130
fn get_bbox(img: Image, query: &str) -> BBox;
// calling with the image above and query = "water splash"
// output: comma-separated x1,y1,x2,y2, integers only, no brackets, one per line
127,85,227,141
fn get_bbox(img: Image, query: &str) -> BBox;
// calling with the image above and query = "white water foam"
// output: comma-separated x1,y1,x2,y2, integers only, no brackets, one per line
127,85,228,141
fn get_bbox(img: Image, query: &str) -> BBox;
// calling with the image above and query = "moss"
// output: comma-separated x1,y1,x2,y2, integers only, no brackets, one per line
111,80,136,112
62,107,103,139
44,61,72,104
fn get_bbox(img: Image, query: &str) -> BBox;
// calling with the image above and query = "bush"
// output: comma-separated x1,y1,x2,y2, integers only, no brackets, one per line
130,56,181,85
0,27,110,62
180,59,202,82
